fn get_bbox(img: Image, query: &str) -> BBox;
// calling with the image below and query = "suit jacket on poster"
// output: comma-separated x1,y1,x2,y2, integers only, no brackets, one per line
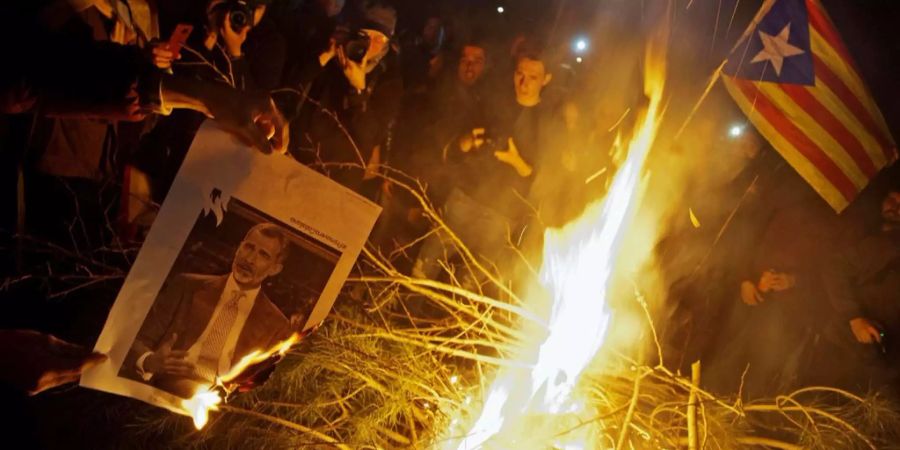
123,273,290,396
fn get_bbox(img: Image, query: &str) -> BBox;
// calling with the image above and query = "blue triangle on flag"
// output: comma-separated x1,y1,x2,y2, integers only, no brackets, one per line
723,0,815,86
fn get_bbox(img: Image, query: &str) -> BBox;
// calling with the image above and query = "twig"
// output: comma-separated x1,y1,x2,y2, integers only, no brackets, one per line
220,405,351,449
687,361,701,450
615,368,650,450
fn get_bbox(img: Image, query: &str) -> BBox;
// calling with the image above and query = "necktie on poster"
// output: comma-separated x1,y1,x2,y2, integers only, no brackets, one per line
80,121,381,417
195,290,243,381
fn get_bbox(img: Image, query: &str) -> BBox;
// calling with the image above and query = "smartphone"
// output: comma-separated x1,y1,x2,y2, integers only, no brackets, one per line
167,24,193,58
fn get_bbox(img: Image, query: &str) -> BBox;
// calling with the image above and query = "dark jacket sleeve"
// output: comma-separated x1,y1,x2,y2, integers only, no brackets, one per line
122,275,191,374
1,4,160,118
823,246,864,322
275,59,329,123
245,18,287,91
824,234,900,322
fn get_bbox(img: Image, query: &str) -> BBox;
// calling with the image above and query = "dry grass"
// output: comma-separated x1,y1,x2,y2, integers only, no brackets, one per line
119,174,900,449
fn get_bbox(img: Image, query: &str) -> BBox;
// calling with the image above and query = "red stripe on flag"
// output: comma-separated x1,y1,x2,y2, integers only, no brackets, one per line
779,83,877,177
805,0,855,67
812,55,895,160
733,78,858,202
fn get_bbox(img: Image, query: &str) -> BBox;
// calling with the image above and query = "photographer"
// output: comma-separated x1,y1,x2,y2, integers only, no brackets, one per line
283,1,398,194
273,0,345,89
133,0,272,203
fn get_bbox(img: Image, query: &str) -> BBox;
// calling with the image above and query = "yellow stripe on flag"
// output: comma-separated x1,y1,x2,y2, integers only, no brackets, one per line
811,78,889,167
757,82,869,189
722,76,849,211
810,29,895,143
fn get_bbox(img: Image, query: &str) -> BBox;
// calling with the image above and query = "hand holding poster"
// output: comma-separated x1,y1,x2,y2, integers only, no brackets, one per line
81,122,381,422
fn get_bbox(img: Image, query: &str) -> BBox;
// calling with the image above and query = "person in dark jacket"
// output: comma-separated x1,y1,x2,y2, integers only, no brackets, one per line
0,2,287,151
134,0,272,203
817,186,900,393
825,187,900,346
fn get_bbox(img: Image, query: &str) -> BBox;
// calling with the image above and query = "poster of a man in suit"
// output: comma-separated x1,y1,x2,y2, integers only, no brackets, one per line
122,222,293,398
118,192,341,399
81,124,381,414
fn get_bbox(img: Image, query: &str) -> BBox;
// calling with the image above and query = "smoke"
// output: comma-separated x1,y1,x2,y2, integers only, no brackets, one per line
523,0,765,371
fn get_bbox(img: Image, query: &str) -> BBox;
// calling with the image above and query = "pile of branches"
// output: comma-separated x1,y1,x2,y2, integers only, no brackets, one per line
120,174,900,449
4,118,898,448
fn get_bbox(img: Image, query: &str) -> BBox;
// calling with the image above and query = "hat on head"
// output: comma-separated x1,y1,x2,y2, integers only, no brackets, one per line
361,2,396,37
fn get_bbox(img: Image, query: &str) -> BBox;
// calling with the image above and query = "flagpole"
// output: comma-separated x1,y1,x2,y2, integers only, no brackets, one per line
672,59,726,140
672,0,777,141
675,0,778,278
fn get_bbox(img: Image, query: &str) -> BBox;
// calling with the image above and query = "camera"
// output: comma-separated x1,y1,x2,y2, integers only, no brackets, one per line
332,26,371,63
211,0,254,33
480,128,509,152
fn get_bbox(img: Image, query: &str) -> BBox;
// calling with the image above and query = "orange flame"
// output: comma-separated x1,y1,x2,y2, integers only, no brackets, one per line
182,332,300,429
183,388,221,430
446,19,669,449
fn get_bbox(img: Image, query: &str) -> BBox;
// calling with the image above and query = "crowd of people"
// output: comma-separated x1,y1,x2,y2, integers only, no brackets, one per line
0,0,899,420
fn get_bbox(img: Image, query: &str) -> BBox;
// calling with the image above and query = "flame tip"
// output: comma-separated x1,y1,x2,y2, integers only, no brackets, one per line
184,333,301,429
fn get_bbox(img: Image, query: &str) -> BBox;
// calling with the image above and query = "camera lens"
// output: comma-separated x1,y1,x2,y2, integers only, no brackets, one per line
345,40,369,63
343,31,371,63
229,6,250,32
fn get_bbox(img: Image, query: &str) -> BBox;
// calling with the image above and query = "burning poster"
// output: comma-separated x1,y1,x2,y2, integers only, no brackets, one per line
80,122,381,423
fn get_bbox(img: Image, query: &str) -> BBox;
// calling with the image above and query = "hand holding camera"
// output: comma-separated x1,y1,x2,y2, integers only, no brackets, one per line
208,0,256,57
459,128,486,152
329,26,391,91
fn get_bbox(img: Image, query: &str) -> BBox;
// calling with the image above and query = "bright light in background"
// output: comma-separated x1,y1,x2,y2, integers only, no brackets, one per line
728,124,744,138
497,6,505,14
575,56,583,63
573,37,589,53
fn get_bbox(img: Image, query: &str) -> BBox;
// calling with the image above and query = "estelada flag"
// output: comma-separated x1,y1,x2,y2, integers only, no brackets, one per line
722,0,896,212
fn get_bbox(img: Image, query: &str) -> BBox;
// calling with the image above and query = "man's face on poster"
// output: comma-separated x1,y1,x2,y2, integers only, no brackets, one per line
232,229,285,289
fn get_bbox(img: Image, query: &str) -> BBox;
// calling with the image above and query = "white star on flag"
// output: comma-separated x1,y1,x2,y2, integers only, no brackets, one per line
751,23,805,76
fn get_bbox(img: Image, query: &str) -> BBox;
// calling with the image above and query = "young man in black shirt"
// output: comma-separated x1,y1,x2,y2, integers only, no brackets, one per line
412,47,556,282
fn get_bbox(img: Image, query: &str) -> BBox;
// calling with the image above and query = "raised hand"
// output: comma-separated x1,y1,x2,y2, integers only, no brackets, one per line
494,137,533,177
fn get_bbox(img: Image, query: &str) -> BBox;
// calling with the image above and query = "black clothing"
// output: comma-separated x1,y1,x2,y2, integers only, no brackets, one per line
134,38,252,202
272,0,336,87
813,228,900,394
286,53,402,195
1,3,163,119
404,77,487,203
825,229,900,324
451,98,550,220
245,17,288,91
